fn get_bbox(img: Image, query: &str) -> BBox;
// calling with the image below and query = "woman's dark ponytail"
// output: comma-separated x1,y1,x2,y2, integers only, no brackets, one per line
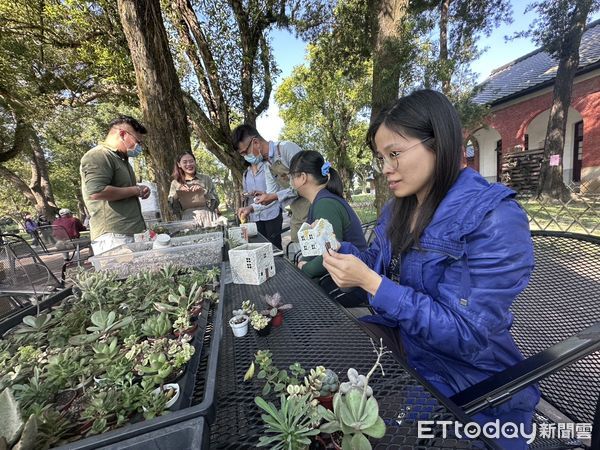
289,150,344,198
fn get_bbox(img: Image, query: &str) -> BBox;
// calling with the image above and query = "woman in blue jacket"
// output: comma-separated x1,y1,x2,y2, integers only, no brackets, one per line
323,89,539,449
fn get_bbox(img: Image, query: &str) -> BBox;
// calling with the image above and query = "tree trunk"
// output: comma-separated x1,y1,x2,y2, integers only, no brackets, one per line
0,165,37,207
117,0,192,220
0,118,58,218
27,122,58,218
538,0,593,200
369,0,409,214
439,0,451,95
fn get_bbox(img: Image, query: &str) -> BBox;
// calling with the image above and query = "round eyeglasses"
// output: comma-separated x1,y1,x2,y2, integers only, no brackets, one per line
371,138,431,173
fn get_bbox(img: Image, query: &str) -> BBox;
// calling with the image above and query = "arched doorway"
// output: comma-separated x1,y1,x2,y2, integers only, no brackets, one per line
472,126,503,183
525,107,583,183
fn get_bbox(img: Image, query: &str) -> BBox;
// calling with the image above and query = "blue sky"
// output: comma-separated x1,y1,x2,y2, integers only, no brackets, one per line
256,1,600,140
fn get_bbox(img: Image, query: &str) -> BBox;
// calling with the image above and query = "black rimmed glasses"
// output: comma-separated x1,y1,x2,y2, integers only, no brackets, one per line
239,137,256,156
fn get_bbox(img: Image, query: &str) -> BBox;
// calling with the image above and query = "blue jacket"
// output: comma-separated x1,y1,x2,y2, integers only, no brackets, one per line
339,168,540,420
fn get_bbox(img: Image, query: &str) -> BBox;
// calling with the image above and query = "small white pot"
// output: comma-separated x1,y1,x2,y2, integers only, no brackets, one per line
152,383,180,409
229,315,249,337
240,222,258,237
152,233,172,249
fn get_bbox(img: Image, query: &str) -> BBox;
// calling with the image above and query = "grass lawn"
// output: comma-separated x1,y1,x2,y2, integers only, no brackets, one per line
350,194,600,236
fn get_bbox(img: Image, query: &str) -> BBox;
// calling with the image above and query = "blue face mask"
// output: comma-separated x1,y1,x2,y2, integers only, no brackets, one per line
244,152,262,165
127,143,143,158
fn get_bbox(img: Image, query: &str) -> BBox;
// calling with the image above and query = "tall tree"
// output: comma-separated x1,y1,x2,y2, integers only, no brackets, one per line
0,0,137,217
425,0,512,96
276,46,371,198
162,0,329,209
368,0,410,213
117,0,192,219
520,0,598,199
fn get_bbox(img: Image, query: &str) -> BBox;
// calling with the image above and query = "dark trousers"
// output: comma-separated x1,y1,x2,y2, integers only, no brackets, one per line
256,211,283,249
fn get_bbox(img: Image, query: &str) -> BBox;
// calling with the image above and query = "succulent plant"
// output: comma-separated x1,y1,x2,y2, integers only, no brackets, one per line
141,313,172,338
250,311,270,330
138,352,172,384
319,341,389,449
319,369,340,397
13,314,54,334
261,293,292,317
339,367,373,397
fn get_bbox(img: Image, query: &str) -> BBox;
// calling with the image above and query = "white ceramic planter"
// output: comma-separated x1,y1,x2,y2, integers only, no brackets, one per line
229,315,249,337
152,383,180,409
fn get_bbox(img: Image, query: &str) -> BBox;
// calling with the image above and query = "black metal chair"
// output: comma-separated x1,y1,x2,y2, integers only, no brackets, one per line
450,231,600,449
35,225,91,276
36,225,90,258
0,233,62,295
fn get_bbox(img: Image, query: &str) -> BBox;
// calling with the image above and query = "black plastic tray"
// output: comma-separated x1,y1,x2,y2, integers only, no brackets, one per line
0,263,225,449
0,287,73,336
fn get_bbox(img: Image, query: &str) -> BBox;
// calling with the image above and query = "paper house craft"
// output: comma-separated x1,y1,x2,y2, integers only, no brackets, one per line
297,218,340,257
229,243,276,285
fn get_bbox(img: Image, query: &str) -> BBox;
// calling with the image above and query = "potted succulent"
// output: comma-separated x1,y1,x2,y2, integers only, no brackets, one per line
315,369,339,411
250,311,272,336
151,383,180,409
261,293,292,327
318,342,388,449
229,308,249,337
251,340,389,450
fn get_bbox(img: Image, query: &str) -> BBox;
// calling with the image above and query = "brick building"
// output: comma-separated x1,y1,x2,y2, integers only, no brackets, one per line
468,19,600,192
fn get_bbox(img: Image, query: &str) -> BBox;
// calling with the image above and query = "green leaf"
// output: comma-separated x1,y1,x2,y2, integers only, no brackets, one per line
257,370,266,379
244,362,255,381
255,397,277,417
358,396,379,429
0,388,24,446
319,420,341,434
350,432,372,450
261,414,283,430
341,434,353,450
262,383,271,396
257,435,284,447
345,389,364,421
362,416,385,439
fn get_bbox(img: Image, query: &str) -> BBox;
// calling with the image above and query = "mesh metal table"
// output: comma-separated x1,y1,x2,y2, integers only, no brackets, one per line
210,257,498,449
510,232,600,449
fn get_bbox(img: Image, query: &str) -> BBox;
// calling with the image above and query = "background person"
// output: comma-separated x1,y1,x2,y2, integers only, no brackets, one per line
232,124,310,244
80,115,150,255
168,151,220,225
52,208,86,239
288,150,368,307
322,89,539,449
52,208,87,260
23,214,40,247
237,160,283,249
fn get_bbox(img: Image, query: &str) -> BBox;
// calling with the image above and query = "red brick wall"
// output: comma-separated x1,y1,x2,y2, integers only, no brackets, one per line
484,74,600,169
